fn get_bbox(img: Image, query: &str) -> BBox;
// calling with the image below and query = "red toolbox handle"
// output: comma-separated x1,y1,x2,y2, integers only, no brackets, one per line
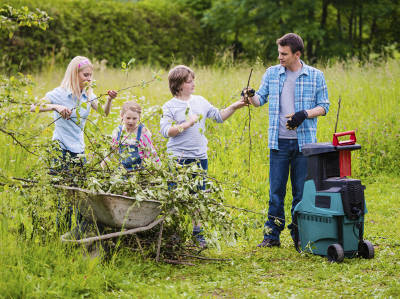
332,130,356,146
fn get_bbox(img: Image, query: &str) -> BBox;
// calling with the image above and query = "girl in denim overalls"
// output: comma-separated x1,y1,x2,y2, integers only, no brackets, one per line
111,101,160,170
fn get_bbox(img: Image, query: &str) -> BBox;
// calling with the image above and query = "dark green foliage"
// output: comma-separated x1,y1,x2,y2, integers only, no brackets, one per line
0,0,209,71
202,0,400,64
2,0,400,72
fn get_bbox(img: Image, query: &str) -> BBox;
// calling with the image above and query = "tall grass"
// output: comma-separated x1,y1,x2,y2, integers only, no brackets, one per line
1,60,400,297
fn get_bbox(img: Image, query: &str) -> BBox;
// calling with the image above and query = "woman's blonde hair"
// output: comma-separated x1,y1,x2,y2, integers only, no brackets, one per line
60,56,94,100
168,65,195,96
121,101,142,116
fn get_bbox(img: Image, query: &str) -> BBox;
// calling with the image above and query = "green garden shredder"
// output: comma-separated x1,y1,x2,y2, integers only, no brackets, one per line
293,130,375,262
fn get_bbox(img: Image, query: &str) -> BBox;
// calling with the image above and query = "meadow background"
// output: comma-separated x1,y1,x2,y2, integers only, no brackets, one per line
1,0,400,298
1,61,400,298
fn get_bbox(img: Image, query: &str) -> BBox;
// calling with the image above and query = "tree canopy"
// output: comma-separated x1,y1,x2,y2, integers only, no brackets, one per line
1,0,399,71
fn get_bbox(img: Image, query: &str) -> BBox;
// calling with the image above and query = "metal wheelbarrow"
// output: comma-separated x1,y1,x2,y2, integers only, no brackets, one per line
56,185,165,259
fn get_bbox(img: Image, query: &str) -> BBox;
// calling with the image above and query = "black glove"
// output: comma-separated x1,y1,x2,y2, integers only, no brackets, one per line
241,88,255,98
286,110,308,130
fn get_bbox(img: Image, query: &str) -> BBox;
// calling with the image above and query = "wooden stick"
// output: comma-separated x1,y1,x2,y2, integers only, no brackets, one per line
180,254,231,262
155,220,164,262
134,234,144,256
163,259,195,266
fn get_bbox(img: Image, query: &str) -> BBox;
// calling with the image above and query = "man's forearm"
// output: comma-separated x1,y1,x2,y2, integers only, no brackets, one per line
305,106,326,118
249,94,261,107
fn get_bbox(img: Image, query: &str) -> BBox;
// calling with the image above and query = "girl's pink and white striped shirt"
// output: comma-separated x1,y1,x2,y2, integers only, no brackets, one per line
111,125,161,165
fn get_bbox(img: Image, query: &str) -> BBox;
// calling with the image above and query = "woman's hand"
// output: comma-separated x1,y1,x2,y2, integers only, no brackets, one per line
54,105,72,119
107,90,118,101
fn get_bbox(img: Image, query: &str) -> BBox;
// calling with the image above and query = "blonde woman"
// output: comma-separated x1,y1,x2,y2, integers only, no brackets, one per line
31,55,117,158
30,56,117,235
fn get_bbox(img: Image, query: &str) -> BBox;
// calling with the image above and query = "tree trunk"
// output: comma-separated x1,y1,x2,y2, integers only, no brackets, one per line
321,0,329,29
337,8,342,40
306,3,316,62
348,4,355,56
358,2,363,60
369,17,377,52
315,0,329,58
233,28,241,60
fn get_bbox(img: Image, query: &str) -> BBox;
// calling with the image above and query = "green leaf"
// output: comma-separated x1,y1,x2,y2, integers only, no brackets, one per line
76,109,81,125
81,101,88,111
127,58,135,66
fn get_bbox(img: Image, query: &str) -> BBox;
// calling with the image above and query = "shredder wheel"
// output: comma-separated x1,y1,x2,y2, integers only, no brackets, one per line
327,243,344,263
358,240,375,259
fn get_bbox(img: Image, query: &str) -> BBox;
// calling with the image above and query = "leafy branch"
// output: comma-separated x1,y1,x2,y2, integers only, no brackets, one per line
0,5,51,38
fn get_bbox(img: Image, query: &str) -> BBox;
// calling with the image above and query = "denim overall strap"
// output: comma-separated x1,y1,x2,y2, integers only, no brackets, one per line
117,125,123,154
136,123,143,143
119,124,144,170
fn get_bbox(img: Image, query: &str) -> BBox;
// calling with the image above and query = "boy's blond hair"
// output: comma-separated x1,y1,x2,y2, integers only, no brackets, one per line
121,101,142,116
60,56,94,100
168,65,195,96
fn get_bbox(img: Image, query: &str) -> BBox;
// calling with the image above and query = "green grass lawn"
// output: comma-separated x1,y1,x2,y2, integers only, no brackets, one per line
1,175,399,298
1,61,400,297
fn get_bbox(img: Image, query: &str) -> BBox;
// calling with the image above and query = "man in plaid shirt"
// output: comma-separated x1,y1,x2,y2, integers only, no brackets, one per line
244,33,330,248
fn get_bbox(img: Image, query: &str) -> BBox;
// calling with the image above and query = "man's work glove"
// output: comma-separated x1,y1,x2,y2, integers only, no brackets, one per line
241,88,255,98
286,110,308,130
241,88,255,104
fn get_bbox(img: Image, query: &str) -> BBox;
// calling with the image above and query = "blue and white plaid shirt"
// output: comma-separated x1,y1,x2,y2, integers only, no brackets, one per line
256,61,329,151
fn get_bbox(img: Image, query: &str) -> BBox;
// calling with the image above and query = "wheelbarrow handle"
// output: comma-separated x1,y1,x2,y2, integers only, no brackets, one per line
332,130,356,146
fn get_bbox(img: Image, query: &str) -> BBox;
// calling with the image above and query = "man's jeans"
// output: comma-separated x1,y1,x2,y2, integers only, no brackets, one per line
264,139,308,241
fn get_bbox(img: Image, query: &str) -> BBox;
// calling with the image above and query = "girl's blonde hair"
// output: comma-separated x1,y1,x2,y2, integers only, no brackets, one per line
60,56,94,100
121,101,142,116
168,65,195,96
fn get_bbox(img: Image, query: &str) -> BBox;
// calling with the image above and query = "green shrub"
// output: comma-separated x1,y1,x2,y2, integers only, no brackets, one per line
0,0,213,72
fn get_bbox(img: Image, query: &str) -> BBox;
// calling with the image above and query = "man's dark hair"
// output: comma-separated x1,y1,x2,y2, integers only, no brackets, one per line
276,33,304,54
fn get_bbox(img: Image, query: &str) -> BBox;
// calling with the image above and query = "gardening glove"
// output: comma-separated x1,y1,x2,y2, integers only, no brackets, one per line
286,110,308,130
241,87,255,98
241,88,255,104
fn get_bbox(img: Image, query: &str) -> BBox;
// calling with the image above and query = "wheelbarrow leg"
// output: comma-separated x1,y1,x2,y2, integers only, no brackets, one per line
156,220,164,262
134,234,144,256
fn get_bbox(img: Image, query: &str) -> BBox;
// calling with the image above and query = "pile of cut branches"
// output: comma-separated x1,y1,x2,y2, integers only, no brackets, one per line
35,138,238,263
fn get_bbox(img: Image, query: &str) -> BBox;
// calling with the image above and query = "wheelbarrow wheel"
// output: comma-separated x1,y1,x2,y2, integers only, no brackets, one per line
327,243,344,263
358,240,374,259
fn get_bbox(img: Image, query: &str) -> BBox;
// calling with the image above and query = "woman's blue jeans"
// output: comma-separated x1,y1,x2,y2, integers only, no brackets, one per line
264,139,307,241
54,148,85,231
